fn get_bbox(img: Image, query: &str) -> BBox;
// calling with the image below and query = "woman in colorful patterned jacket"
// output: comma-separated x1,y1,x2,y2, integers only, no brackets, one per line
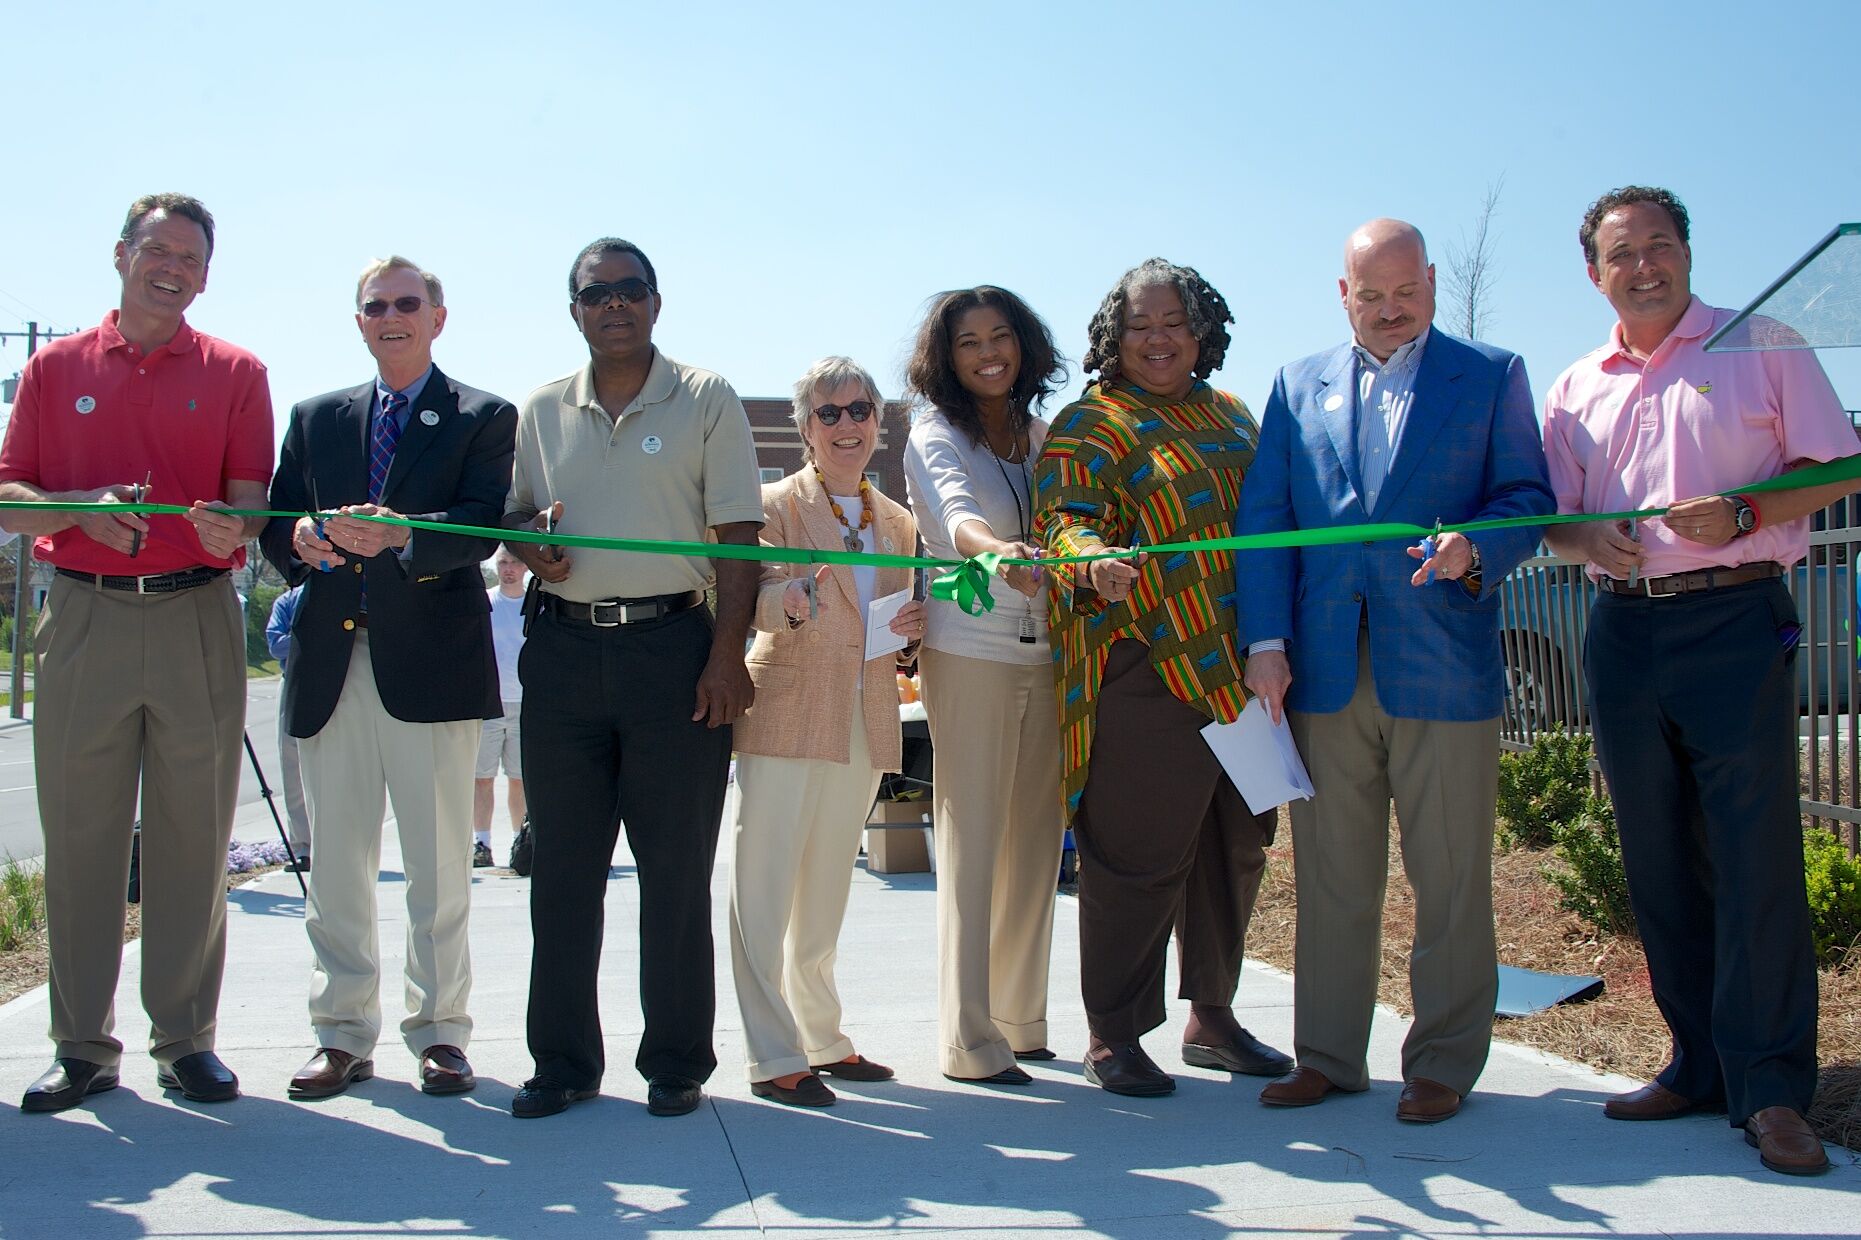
1033,258,1292,1098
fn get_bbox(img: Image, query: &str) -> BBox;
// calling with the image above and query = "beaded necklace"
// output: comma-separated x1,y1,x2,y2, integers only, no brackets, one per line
815,467,873,552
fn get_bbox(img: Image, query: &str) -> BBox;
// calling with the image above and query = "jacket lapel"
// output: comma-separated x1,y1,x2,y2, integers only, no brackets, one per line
1315,345,1366,512
336,384,374,506
873,494,915,598
792,469,859,613
1371,335,1459,520
381,368,452,502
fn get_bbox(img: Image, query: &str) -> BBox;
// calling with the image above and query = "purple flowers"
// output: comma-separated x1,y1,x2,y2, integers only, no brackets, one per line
226,839,292,874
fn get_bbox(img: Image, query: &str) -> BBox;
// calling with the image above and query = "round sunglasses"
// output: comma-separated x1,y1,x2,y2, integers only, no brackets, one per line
812,400,876,426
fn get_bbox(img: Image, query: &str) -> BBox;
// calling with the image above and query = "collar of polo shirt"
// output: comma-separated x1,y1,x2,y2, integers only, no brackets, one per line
567,347,679,419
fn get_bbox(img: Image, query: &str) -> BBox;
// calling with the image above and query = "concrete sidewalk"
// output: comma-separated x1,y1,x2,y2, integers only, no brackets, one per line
0,788,1854,1238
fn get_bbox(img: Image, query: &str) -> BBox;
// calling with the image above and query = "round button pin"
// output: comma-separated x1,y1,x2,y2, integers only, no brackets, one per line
642,435,663,455
420,410,439,426
75,396,96,414
1323,393,1344,412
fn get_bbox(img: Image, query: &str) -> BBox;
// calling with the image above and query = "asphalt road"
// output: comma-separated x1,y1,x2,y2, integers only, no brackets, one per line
0,676,285,864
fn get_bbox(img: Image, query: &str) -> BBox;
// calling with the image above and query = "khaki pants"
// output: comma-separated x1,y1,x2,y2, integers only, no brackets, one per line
1288,630,1499,1095
728,724,881,1081
298,632,478,1059
919,648,1064,1077
35,573,246,1067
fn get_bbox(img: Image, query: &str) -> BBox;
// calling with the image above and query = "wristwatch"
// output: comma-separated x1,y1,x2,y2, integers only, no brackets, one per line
1730,495,1757,537
1466,540,1482,574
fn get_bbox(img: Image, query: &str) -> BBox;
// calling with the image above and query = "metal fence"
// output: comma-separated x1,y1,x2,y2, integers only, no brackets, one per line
1495,495,1861,856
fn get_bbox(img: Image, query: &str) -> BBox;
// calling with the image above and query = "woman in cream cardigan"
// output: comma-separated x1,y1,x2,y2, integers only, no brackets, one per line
729,356,927,1108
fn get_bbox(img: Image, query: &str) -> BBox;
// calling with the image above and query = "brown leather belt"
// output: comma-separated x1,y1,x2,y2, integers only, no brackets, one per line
1598,561,1782,598
544,591,702,627
57,566,227,594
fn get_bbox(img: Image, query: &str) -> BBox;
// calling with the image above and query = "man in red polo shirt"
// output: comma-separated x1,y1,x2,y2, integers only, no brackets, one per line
0,193,274,1112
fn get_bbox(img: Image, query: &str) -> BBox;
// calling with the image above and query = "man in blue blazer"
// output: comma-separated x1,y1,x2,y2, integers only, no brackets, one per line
1237,219,1552,1122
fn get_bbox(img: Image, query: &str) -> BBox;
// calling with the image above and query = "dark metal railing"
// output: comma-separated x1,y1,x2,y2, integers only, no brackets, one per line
1496,495,1861,856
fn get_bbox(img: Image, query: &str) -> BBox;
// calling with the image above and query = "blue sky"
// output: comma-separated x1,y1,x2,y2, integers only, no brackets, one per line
3,1,1858,431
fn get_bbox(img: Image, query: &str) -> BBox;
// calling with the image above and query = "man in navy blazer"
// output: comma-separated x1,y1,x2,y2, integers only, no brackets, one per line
261,256,515,1101
1237,219,1552,1122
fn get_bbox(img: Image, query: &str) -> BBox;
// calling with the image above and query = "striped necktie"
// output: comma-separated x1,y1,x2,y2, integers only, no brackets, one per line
370,391,407,502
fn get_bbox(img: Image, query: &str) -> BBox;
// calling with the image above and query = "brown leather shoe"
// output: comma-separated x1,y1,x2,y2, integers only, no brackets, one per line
419,1045,476,1095
751,1074,836,1108
1744,1106,1831,1175
1259,1065,1339,1107
810,1054,894,1082
288,1048,374,1099
1604,1081,1713,1121
1397,1077,1461,1123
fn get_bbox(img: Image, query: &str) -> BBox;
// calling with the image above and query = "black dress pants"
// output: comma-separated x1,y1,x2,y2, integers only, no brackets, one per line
1584,577,1818,1125
520,605,731,1087
1073,639,1275,1044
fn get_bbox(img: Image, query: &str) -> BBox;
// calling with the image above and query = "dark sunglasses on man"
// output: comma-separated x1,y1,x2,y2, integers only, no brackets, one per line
813,400,875,426
361,295,432,318
573,278,656,309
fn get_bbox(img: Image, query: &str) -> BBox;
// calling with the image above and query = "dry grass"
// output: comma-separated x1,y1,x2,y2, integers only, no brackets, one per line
1248,809,1861,1150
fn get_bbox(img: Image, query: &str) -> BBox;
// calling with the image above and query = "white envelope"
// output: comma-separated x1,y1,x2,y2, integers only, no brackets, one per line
1200,700,1315,813
864,588,913,661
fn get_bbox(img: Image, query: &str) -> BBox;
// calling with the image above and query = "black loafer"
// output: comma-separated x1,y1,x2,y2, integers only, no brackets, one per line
1084,1043,1175,1097
809,1054,894,1082
512,1076,599,1118
20,1058,119,1113
156,1051,240,1103
646,1074,704,1116
1014,1047,1058,1062
1182,1028,1294,1077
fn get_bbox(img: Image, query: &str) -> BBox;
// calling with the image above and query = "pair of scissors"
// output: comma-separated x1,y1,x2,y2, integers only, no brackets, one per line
1415,519,1445,584
309,480,333,572
127,471,152,559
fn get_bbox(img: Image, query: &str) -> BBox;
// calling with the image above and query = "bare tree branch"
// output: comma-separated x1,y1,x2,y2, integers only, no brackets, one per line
1442,175,1505,340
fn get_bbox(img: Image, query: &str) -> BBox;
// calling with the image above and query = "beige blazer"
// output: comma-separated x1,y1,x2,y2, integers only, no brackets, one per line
734,468,917,770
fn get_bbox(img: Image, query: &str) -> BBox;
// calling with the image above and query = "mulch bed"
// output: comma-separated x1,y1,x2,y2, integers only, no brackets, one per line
1246,811,1861,1152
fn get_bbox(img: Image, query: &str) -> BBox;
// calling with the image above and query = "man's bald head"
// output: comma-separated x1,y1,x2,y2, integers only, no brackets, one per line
1339,218,1436,361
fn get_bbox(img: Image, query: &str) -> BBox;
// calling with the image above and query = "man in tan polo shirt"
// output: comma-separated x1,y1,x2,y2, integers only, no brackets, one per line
505,237,763,1121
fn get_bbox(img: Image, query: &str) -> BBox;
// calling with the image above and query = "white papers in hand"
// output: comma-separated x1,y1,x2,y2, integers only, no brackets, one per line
1200,700,1315,813
864,588,912,661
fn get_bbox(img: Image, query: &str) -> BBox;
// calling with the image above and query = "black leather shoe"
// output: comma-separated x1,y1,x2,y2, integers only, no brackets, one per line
20,1058,119,1113
943,1065,1033,1086
1084,1043,1175,1097
646,1074,704,1116
284,851,311,873
751,1074,836,1108
1014,1047,1058,1062
511,1076,598,1118
1182,1028,1294,1077
156,1051,239,1103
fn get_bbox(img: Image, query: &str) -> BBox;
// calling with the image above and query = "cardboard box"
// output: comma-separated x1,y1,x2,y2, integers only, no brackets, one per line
866,800,932,874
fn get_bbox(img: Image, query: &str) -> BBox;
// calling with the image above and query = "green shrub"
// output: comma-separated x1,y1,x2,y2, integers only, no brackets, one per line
1803,827,1861,969
246,583,282,667
1544,792,1638,940
0,860,45,953
1497,728,1592,849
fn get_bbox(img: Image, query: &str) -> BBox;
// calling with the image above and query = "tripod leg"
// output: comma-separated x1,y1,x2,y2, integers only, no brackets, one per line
243,731,306,898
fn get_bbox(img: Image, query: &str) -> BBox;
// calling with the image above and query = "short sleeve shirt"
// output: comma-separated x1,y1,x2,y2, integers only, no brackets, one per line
0,312,274,575
1543,297,1858,580
506,349,764,602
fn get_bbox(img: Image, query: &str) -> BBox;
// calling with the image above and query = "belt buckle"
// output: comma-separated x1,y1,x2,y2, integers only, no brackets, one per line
135,574,155,596
589,600,623,628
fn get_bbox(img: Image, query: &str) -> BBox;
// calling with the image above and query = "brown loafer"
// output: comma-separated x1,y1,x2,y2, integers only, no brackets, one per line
809,1054,894,1082
419,1044,476,1095
1397,1077,1461,1123
288,1048,374,1099
1744,1105,1831,1175
1260,1065,1339,1108
1604,1081,1715,1121
751,1074,836,1108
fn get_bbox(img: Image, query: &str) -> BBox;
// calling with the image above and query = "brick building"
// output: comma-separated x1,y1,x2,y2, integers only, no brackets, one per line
743,398,914,501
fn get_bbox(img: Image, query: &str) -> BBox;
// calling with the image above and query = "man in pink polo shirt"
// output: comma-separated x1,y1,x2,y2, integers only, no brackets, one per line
0,193,274,1113
1543,185,1858,1177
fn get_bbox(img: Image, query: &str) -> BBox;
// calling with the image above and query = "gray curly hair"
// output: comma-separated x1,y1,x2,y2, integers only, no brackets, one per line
1082,257,1234,383
790,356,885,460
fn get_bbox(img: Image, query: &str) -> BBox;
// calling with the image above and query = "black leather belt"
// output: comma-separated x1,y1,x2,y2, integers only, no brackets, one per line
544,591,701,627
1598,561,1782,598
57,566,227,594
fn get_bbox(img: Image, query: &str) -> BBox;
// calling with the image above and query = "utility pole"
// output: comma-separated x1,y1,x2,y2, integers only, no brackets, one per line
0,321,79,718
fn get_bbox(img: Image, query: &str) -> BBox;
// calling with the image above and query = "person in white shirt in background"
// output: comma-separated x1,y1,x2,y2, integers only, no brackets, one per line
474,547,528,866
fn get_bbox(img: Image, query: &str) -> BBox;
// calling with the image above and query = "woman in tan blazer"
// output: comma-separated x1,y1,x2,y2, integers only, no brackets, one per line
728,356,926,1108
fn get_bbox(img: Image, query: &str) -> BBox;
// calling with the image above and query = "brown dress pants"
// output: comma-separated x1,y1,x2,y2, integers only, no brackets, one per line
1074,639,1275,1044
35,573,246,1067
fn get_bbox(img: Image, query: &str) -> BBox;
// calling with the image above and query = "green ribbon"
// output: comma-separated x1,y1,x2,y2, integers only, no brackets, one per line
3,452,1856,617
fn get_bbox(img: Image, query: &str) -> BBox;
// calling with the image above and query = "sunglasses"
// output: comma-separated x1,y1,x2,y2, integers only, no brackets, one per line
361,295,430,318
573,278,656,309
813,400,875,426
